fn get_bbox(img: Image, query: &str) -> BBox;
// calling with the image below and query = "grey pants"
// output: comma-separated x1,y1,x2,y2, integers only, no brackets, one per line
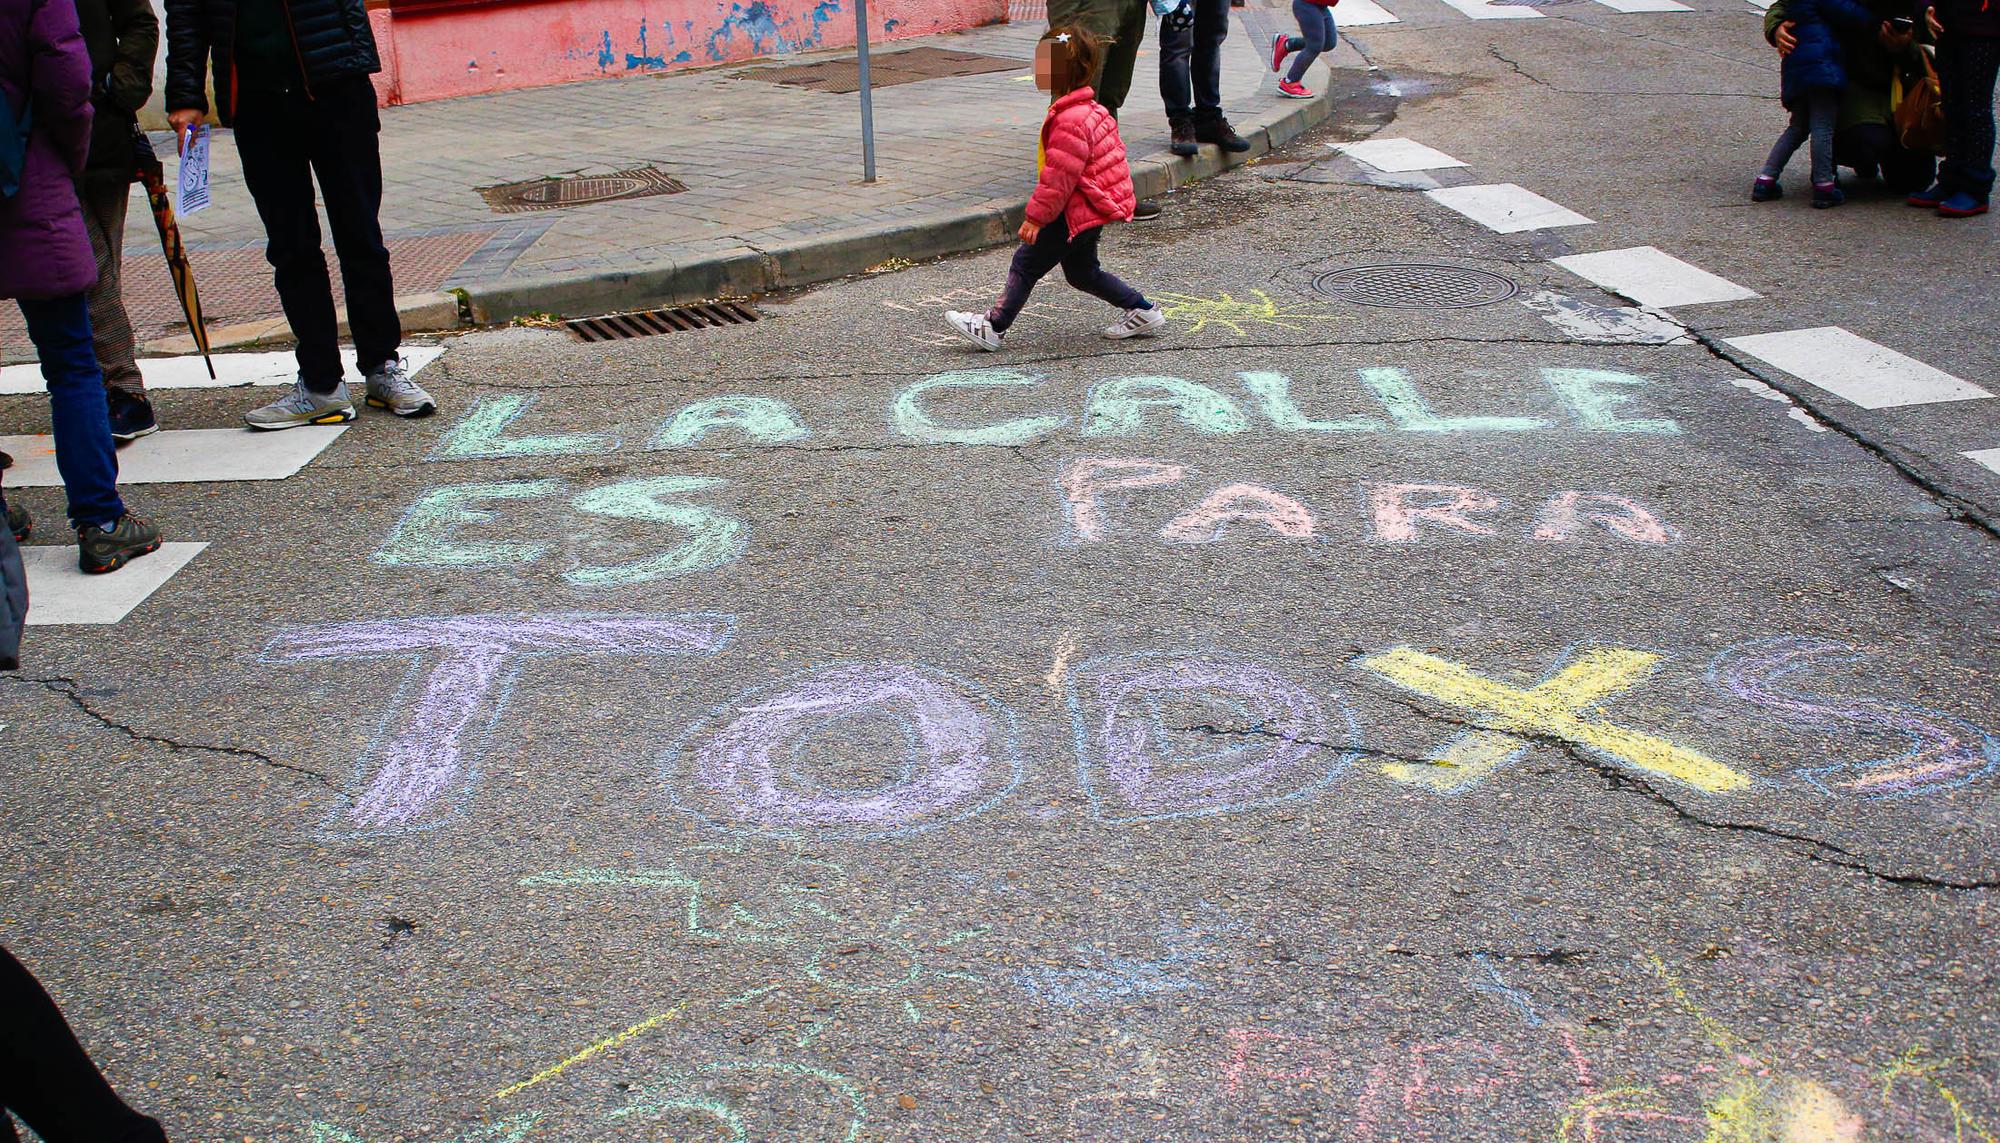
78,182,146,398
1761,88,1839,186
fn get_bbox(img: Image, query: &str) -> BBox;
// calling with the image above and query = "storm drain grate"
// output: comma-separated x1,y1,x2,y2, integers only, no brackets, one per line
478,167,686,213
1312,263,1520,309
566,302,761,342
735,46,1025,94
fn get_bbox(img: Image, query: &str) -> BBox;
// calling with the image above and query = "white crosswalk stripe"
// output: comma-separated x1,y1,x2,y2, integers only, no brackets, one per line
1961,448,2000,476
2,427,350,486
1727,328,1994,410
20,543,210,625
0,345,443,395
1426,183,1595,232
1552,247,1759,308
1331,138,1468,172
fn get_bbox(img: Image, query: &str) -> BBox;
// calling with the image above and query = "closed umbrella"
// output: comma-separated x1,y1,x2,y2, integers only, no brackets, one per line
131,128,214,379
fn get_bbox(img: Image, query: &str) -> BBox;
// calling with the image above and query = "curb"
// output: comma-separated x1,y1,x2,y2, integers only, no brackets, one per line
460,89,1335,326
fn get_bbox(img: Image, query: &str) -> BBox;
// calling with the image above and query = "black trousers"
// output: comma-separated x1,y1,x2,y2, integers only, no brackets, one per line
1937,34,2000,199
233,74,402,393
987,215,1148,332
1159,0,1230,119
0,947,166,1143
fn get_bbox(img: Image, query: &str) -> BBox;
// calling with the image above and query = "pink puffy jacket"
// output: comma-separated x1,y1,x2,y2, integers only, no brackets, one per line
1025,86,1137,236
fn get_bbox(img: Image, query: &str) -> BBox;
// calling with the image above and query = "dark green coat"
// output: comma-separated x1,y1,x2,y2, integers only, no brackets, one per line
1765,0,1925,132
74,0,157,186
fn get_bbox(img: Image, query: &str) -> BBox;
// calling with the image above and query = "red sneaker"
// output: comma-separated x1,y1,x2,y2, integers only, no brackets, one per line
1272,32,1293,73
1277,79,1315,99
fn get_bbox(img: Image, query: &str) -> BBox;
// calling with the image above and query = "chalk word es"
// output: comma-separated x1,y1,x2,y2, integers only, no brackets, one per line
374,477,746,585
430,394,809,460
662,662,1024,838
1068,653,1358,821
264,612,735,835
1060,458,1676,546
889,367,1680,447
1361,646,1751,794
1711,637,2000,799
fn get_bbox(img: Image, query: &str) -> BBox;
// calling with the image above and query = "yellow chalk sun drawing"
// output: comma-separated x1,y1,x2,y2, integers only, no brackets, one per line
1151,289,1341,335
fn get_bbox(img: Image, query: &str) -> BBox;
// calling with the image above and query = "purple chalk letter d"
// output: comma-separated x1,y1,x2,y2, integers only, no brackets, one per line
1069,654,1356,821
264,612,736,835
665,662,1021,837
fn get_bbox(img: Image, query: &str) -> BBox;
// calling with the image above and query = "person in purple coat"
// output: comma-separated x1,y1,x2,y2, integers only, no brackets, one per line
0,0,158,573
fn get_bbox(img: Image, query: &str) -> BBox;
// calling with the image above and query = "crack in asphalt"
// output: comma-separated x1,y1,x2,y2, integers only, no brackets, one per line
1385,945,1595,963
20,676,347,794
1486,44,1774,99
1362,691,2000,892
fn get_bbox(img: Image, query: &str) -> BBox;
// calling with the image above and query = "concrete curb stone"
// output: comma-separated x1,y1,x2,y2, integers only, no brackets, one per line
460,87,1335,326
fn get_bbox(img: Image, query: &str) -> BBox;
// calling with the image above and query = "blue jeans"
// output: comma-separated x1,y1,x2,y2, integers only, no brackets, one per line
1284,0,1337,85
1761,88,1839,186
1937,34,2000,199
15,294,125,530
1158,0,1230,119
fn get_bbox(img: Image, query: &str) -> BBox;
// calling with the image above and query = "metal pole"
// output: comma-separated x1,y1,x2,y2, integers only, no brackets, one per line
855,0,877,182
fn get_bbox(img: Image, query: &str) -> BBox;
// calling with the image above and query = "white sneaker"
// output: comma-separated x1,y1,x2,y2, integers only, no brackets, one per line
1103,306,1167,341
945,310,1003,352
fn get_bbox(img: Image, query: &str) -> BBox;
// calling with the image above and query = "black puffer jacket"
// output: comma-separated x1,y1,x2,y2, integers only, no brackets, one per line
163,0,379,122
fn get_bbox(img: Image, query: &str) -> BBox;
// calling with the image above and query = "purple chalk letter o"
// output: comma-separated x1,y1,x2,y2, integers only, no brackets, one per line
665,662,1021,837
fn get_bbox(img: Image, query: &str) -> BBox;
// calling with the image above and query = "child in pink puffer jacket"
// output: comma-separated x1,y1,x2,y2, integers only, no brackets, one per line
947,27,1166,351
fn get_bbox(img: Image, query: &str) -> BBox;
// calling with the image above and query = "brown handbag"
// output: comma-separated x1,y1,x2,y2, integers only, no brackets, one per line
1893,49,1946,154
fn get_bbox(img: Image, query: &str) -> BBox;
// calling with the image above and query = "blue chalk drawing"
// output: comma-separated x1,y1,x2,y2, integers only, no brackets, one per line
1013,926,1219,1008
1466,954,1544,1027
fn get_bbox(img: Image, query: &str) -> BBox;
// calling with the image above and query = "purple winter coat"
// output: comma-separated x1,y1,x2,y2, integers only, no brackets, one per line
0,0,96,300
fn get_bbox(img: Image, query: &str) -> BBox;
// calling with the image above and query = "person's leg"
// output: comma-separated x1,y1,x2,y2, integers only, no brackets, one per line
0,946,167,1143
1936,35,1999,200
1058,226,1151,311
1190,0,1229,114
16,296,124,530
1760,103,1812,178
1096,0,1149,116
1807,89,1839,186
308,76,401,375
234,89,345,392
78,185,146,398
987,221,1072,333
1159,10,1195,120
1285,0,1332,84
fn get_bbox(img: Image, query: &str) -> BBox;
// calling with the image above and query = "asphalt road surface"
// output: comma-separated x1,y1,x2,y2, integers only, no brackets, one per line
3,4,1998,1139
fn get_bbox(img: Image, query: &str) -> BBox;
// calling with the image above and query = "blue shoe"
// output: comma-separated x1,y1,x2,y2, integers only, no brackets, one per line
1811,181,1844,209
1751,176,1782,202
1907,182,1947,208
1938,191,1990,218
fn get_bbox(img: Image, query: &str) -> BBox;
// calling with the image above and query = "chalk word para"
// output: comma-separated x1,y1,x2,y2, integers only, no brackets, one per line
373,477,746,584
421,367,1682,464
1061,458,1677,545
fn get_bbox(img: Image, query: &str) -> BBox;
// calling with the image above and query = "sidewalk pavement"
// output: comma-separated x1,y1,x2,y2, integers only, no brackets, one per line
0,2,1342,363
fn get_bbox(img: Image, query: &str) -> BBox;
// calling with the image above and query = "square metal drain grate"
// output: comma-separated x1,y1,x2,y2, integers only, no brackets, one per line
478,167,686,213
734,46,1025,94
1312,264,1520,309
567,302,761,342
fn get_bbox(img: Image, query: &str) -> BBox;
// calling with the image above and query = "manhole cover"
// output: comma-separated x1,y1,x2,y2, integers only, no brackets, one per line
1312,264,1520,309
478,167,686,213
568,301,761,342
736,46,1024,94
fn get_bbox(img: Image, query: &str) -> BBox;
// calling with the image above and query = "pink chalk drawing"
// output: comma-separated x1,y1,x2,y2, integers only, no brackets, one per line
1709,637,1999,798
1160,482,1317,544
1367,482,1504,543
663,662,1022,837
1067,653,1357,821
1532,491,1678,544
1060,457,1186,542
263,612,736,834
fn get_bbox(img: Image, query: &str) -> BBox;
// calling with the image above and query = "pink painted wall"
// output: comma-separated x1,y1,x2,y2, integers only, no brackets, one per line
370,0,1008,106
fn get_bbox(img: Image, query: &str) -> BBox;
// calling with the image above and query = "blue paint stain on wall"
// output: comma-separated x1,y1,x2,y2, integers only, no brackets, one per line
597,30,615,70
884,16,900,31
626,19,668,69
673,50,692,62
705,1,793,61
810,0,841,35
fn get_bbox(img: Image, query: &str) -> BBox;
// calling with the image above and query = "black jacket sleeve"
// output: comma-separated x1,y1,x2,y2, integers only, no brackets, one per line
164,0,210,113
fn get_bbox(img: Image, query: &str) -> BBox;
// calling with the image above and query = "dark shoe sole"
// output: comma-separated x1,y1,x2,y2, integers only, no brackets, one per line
365,396,438,418
1938,203,1990,217
80,537,161,575
1169,142,1199,157
111,422,161,445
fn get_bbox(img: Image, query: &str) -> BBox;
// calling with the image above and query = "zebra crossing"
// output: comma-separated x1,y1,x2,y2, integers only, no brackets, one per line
6,352,443,625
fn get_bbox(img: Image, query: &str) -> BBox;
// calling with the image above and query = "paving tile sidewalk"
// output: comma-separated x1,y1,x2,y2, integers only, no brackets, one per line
1,3,1334,359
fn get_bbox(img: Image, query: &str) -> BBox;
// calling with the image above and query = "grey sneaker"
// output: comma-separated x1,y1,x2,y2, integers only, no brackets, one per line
944,311,1003,352
245,379,357,431
78,513,161,574
364,357,437,418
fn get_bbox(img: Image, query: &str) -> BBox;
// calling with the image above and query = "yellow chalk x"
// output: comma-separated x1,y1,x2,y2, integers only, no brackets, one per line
1364,646,1750,794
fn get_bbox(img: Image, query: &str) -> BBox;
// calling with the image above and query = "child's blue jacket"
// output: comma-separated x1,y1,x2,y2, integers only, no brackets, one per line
1781,0,1879,106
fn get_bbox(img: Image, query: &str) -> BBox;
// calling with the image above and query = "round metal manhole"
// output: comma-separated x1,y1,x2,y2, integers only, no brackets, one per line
1312,264,1520,309
479,167,688,214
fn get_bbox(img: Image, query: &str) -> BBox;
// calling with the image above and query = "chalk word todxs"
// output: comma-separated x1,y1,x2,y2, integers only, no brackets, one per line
263,616,1997,838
